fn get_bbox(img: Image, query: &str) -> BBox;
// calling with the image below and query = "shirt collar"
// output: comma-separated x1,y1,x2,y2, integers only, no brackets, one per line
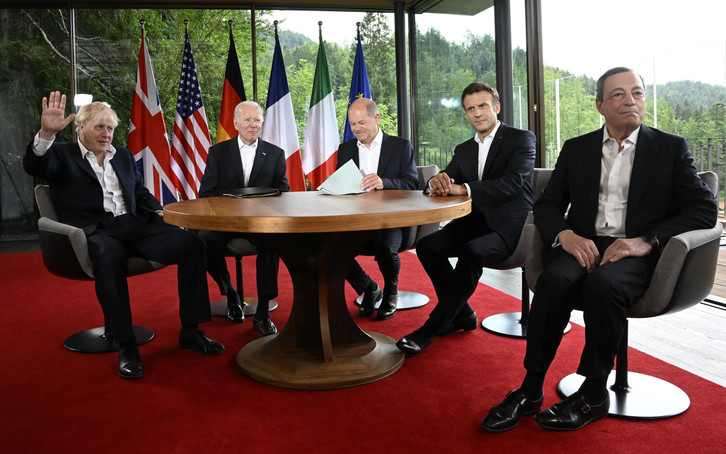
237,136,258,150
474,121,501,144
602,124,641,146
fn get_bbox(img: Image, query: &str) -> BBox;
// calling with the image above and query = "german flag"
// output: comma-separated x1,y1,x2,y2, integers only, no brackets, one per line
217,25,246,143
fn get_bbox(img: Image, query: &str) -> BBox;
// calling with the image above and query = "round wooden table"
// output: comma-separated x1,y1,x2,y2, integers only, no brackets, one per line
164,190,471,389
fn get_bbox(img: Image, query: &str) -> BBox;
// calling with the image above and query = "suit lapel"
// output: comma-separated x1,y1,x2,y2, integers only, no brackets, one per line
71,144,100,181
481,123,507,179
228,138,246,187
626,125,656,217
377,132,392,174
248,141,268,186
109,149,138,214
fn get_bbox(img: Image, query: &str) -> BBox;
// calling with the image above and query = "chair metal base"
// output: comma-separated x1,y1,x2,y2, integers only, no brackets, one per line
481,312,572,338
63,325,155,353
558,371,691,419
354,290,429,310
210,297,278,317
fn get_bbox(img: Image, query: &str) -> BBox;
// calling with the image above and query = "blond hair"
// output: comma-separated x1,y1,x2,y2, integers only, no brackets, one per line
75,101,119,132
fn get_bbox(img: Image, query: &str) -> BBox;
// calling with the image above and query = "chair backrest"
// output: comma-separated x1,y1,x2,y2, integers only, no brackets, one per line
524,170,722,319
34,185,58,220
417,165,439,191
412,165,441,246
533,168,553,200
632,170,721,317
34,185,163,280
487,167,552,270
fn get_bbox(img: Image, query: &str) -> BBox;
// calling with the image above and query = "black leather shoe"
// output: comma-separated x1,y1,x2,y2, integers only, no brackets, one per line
179,328,226,356
253,317,278,337
438,311,478,336
396,327,436,357
376,294,398,320
481,389,543,433
358,283,382,317
118,346,144,379
534,392,610,431
226,289,245,323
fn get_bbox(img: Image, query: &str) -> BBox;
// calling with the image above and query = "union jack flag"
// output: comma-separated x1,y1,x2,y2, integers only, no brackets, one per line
170,26,211,200
129,28,178,204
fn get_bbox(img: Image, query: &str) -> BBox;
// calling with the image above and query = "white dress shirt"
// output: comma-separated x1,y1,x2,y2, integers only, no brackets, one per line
357,128,383,175
594,126,639,237
237,136,258,187
33,133,128,216
463,121,500,197
553,126,639,247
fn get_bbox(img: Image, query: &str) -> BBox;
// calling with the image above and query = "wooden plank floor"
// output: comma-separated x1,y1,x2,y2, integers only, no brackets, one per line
709,249,726,300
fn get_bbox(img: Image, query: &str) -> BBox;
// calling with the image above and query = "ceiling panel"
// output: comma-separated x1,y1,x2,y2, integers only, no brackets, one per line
6,0,492,16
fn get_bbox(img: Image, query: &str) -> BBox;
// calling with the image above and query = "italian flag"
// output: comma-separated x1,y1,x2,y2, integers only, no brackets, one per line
302,30,339,189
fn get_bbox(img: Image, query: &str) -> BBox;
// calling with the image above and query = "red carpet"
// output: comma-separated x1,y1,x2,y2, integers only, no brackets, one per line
1,251,724,453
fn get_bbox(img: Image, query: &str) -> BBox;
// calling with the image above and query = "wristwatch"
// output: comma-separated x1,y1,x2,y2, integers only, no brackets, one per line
640,234,660,253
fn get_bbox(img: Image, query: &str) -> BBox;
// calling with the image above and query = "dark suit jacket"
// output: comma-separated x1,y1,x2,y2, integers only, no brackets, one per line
24,140,162,234
441,123,536,251
199,137,290,197
336,131,418,190
534,124,718,249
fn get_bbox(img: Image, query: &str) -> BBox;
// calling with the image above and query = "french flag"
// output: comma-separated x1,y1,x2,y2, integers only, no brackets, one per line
260,26,306,191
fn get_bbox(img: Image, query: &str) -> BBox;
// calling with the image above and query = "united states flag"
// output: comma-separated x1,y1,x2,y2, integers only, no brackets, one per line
170,27,211,200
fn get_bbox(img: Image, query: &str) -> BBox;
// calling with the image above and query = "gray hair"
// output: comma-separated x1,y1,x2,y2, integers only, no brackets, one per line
596,67,645,101
234,101,264,121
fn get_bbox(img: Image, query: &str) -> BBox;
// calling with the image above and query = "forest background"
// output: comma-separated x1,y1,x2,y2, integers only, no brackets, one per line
1,8,725,235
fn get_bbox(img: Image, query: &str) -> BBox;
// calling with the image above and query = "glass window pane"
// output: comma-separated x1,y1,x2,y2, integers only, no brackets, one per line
0,8,71,241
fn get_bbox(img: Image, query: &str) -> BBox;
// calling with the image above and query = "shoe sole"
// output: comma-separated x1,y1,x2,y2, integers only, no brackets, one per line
118,371,144,379
534,411,607,431
376,312,396,321
481,406,541,433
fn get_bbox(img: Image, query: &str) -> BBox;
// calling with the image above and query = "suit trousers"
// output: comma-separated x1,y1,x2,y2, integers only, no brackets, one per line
346,228,403,296
198,230,280,304
524,236,657,379
86,214,212,345
417,213,510,329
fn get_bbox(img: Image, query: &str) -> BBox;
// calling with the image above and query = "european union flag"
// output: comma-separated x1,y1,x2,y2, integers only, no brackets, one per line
343,30,372,142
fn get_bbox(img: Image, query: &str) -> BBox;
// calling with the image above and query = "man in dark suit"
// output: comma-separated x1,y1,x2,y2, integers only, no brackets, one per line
24,91,226,379
482,67,718,432
336,98,418,320
396,82,536,356
199,101,289,336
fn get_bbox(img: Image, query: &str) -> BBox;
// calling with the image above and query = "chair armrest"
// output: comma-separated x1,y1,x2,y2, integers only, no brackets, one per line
634,222,723,317
523,220,544,293
38,217,95,279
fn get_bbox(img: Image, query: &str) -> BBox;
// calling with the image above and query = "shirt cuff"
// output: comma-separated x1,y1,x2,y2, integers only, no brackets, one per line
463,183,472,198
33,132,54,156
